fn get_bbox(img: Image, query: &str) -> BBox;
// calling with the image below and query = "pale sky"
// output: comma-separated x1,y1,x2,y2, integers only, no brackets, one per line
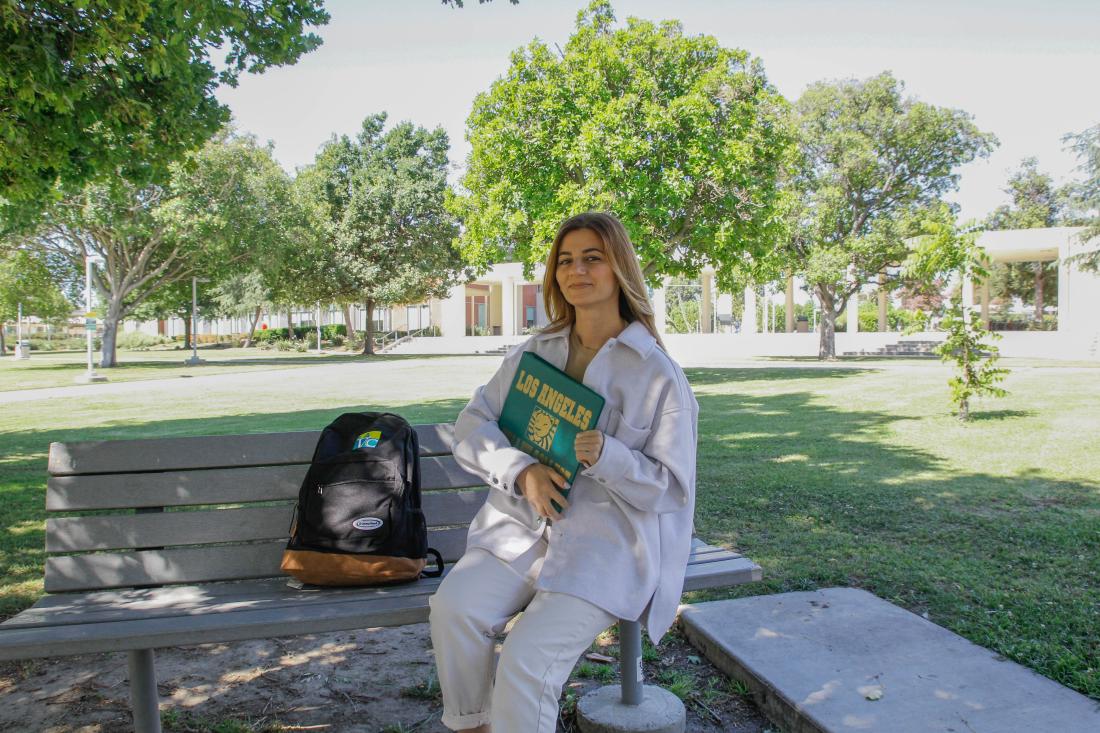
215,0,1100,223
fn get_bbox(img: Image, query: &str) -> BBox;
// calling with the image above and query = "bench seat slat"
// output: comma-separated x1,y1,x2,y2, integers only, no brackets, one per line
23,542,738,628
5,542,755,657
0,587,444,661
46,490,489,552
44,527,470,592
47,424,457,477
3,576,449,631
46,456,483,512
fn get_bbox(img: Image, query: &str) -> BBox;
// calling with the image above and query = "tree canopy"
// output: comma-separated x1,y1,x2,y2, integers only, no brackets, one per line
298,113,470,353
24,131,300,366
1062,124,1100,271
0,247,72,354
455,0,793,289
780,72,996,358
0,0,328,230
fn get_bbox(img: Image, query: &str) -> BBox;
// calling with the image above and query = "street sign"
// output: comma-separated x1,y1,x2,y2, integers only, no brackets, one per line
85,318,96,332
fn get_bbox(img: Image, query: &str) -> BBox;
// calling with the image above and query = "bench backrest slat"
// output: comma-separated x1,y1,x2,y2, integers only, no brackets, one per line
46,456,483,511
44,423,482,594
47,424,456,476
46,490,488,553
44,527,471,593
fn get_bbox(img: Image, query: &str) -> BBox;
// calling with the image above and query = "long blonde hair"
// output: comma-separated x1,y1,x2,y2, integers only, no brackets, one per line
542,212,665,349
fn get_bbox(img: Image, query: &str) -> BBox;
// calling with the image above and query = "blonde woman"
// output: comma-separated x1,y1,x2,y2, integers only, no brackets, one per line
428,212,699,732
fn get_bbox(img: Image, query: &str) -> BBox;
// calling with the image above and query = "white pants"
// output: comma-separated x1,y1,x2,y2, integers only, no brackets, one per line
428,541,617,731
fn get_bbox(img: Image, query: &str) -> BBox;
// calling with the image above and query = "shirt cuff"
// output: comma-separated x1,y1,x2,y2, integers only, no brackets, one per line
494,451,539,497
581,433,631,487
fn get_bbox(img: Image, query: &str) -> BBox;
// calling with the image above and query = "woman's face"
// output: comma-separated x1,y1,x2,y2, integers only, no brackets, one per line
555,228,620,312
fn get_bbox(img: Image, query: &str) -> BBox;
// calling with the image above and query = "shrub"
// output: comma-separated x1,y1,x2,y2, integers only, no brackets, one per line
117,332,174,350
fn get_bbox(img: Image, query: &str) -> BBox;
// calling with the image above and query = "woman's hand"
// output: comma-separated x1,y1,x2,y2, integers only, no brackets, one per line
516,463,569,519
575,430,604,468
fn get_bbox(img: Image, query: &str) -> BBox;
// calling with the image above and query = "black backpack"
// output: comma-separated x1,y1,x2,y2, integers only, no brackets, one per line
281,412,444,586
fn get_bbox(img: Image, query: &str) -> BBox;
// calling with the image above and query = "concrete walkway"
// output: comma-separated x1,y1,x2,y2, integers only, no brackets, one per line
680,588,1100,733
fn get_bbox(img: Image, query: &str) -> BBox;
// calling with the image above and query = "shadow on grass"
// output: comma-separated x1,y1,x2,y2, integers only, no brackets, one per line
686,383,1100,699
965,409,1039,421
684,366,873,385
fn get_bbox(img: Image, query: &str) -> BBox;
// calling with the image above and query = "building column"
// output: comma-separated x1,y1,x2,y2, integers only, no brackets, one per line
440,283,466,338
743,285,758,334
651,279,667,334
980,278,991,330
501,276,516,336
716,292,734,333
1057,247,1071,333
700,271,714,333
847,291,858,333
878,273,888,332
785,275,795,333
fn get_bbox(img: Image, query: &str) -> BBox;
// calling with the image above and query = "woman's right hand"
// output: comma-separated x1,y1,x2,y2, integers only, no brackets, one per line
515,463,569,520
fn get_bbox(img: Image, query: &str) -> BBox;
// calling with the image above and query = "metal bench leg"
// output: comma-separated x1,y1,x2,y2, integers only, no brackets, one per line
619,618,643,705
128,649,162,733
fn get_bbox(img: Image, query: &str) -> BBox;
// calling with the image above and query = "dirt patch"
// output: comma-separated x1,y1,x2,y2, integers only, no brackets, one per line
0,621,775,732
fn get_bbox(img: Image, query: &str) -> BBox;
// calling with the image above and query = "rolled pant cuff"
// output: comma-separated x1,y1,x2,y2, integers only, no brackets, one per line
441,710,491,730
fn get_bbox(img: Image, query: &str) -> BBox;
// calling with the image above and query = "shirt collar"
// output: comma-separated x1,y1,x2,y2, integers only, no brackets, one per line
534,320,657,359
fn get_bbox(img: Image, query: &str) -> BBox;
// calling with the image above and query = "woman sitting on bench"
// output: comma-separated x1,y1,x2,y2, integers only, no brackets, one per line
428,211,700,732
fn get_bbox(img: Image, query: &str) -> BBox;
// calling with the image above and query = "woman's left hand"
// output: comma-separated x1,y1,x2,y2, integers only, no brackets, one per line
575,430,604,468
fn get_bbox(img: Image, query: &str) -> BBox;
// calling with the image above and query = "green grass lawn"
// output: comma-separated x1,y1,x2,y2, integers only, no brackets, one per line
0,347,429,391
0,358,1097,701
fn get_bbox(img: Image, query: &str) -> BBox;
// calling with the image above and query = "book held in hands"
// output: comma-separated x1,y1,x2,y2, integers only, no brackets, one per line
498,351,606,491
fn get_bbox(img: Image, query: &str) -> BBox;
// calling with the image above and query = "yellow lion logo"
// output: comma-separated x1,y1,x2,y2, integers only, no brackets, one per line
526,409,557,451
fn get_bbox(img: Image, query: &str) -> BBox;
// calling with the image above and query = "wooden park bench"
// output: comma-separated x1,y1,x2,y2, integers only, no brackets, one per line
0,424,762,733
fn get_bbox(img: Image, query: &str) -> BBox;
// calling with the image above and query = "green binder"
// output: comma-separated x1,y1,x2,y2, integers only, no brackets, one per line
498,351,606,493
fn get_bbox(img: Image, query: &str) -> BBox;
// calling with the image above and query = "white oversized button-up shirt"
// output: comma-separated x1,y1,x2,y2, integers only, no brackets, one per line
452,321,699,643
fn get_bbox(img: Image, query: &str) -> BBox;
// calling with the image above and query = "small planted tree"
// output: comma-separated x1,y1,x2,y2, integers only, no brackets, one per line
935,301,1008,421
906,209,1009,420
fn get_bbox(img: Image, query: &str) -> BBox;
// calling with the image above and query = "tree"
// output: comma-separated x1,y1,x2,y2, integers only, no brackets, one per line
984,158,1064,322
905,217,1008,421
454,0,793,291
0,248,72,355
1061,124,1100,272
780,72,996,359
0,0,328,230
299,114,470,354
26,131,299,366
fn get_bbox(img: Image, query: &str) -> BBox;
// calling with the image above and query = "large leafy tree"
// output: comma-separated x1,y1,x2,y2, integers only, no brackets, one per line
299,113,470,354
25,132,300,366
781,72,996,359
1061,124,1100,271
0,0,328,230
984,158,1063,322
0,248,72,355
455,0,793,291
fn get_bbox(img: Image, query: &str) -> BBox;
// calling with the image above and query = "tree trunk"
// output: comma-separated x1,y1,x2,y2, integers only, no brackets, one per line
286,309,294,339
0,322,7,356
1033,263,1043,323
816,285,838,360
99,297,126,368
362,298,375,355
243,306,262,348
342,304,357,348
183,315,192,353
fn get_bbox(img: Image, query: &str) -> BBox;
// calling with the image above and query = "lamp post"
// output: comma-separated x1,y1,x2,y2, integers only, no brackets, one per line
77,253,107,383
185,276,210,365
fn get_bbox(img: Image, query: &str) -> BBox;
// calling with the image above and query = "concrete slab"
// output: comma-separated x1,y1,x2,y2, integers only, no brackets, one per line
680,588,1100,733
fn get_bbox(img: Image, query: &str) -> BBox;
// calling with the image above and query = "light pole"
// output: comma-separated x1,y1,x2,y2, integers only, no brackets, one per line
185,276,210,365
77,253,107,383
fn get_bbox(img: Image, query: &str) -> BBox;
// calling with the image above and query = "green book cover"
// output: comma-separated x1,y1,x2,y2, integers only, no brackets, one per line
498,351,606,491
